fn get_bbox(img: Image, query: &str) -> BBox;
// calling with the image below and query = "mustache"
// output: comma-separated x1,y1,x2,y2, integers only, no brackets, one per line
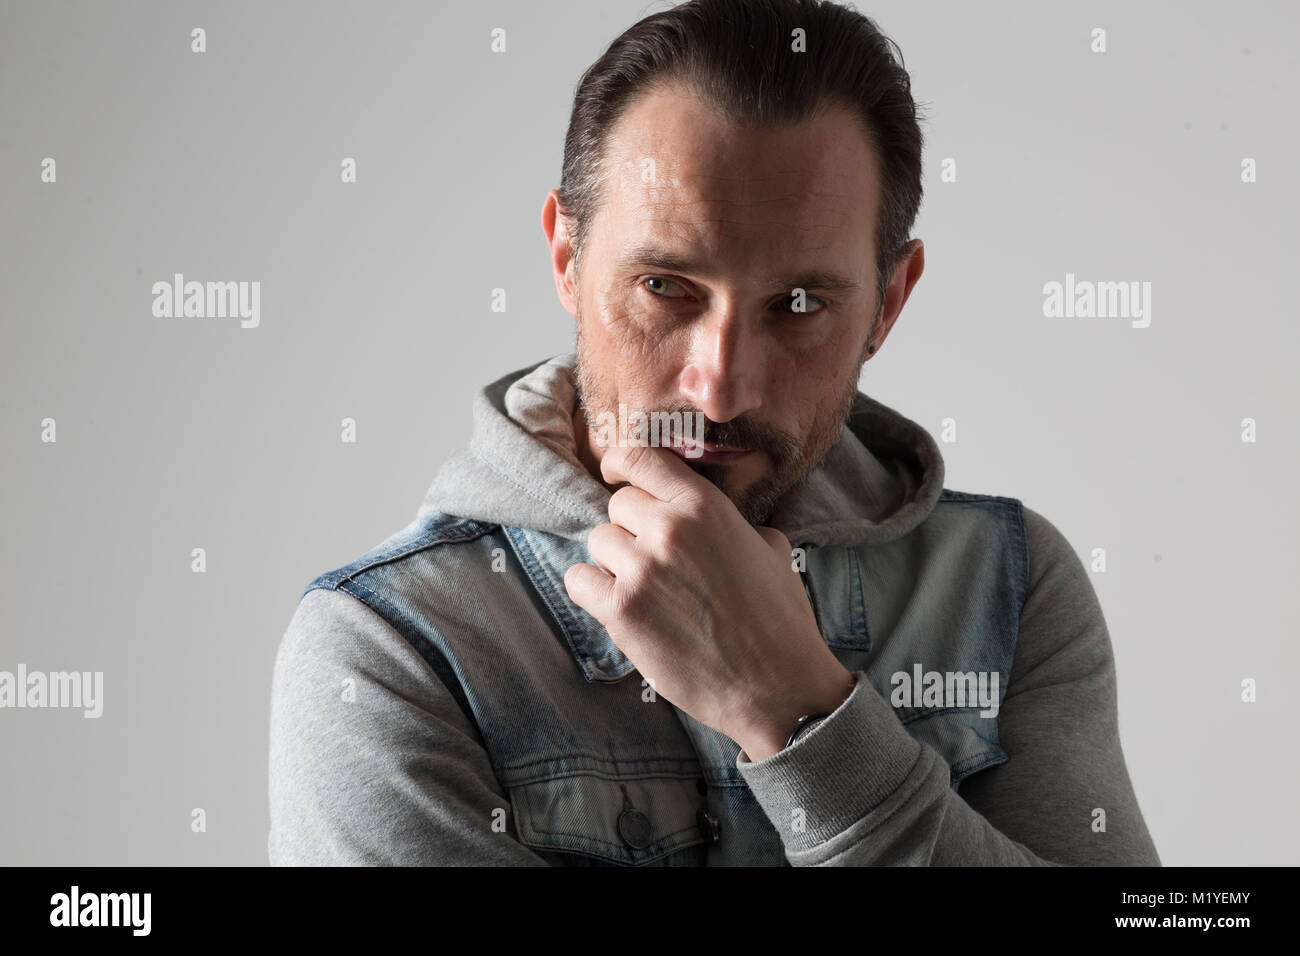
657,404,801,463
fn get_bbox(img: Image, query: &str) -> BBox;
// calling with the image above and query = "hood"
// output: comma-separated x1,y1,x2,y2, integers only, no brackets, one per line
418,353,945,549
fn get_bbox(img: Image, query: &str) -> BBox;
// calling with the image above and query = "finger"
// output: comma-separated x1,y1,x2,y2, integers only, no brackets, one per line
600,442,703,505
607,483,661,538
564,561,615,619
756,525,793,557
586,521,639,577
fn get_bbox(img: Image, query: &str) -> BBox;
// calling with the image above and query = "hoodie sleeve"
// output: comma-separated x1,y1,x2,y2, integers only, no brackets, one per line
268,587,550,866
733,504,1162,866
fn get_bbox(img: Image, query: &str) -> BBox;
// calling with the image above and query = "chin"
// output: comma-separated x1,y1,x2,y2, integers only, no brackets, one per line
687,459,760,490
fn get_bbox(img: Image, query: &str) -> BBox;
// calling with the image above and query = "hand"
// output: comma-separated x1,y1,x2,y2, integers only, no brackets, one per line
563,442,855,761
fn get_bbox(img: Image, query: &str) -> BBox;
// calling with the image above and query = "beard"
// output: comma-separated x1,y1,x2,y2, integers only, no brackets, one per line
573,324,860,526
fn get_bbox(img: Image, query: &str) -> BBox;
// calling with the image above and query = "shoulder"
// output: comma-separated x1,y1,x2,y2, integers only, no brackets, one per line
301,511,498,600
1012,504,1115,692
1019,504,1105,630
273,586,413,688
269,588,446,748
272,511,499,725
1021,505,1089,586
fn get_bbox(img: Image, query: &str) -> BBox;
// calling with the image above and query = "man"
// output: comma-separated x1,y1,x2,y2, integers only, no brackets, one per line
268,0,1160,866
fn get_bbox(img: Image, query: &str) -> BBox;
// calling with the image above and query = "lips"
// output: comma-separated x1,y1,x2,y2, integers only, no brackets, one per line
669,440,755,464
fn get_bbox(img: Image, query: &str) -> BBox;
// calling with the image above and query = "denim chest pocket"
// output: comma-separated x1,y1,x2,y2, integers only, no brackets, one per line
509,773,709,866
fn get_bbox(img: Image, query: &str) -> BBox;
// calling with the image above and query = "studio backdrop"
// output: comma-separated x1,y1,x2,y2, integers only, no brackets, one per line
1,0,1296,865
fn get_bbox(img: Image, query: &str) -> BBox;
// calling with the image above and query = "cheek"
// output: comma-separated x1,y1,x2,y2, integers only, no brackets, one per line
588,286,692,396
811,323,865,383
577,292,658,402
591,285,652,352
771,347,859,435
764,367,819,438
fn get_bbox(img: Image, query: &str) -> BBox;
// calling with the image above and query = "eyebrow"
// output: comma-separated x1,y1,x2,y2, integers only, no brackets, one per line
614,244,862,294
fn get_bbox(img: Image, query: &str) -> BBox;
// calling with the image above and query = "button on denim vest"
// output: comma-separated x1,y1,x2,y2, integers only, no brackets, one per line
304,488,1027,866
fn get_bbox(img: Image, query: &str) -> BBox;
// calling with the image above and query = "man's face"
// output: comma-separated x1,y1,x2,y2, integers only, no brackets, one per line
555,82,900,525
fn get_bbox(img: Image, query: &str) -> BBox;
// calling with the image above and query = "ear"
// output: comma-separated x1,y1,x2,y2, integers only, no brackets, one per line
542,189,579,318
866,238,925,358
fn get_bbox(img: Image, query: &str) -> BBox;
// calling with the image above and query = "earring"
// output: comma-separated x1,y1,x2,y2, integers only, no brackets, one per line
867,345,876,354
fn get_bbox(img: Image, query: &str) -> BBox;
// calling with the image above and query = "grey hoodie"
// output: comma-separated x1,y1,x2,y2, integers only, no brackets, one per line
268,354,1161,866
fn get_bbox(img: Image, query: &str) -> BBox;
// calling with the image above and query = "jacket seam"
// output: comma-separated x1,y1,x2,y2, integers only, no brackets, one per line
302,517,498,597
306,572,484,749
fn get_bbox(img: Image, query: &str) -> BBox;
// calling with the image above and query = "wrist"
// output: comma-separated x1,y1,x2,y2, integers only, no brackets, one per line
736,665,857,762
783,712,830,748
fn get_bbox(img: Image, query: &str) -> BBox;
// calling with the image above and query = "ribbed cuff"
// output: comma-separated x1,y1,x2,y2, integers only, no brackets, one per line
735,669,923,853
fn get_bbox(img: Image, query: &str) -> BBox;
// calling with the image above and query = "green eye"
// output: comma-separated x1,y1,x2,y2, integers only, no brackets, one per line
644,276,688,297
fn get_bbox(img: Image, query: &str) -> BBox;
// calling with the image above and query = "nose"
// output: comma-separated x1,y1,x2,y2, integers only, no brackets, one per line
676,304,763,424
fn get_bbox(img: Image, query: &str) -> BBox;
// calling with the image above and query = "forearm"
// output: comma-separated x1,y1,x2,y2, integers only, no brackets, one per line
736,667,1159,866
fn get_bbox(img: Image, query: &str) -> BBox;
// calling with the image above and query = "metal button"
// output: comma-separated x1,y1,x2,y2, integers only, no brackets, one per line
617,808,653,849
697,808,721,845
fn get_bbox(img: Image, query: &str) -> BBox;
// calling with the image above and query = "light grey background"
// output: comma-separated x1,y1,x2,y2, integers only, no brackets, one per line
1,0,1296,865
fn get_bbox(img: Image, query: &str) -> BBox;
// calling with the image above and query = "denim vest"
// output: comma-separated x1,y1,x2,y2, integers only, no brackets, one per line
303,488,1027,866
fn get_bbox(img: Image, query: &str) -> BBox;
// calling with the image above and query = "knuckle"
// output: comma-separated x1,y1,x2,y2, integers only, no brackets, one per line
588,522,619,557
657,516,687,553
681,494,709,522
613,568,647,614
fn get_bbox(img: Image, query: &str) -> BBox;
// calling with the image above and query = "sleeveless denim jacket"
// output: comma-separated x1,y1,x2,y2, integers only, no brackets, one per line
302,488,1028,867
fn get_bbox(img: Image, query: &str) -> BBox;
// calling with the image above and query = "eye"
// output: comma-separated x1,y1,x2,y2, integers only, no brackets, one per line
776,291,826,315
642,276,689,298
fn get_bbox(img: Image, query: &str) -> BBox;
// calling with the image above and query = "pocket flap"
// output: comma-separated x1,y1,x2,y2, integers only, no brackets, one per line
510,773,707,865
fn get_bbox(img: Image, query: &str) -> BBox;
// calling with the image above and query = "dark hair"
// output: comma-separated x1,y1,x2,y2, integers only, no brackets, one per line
556,0,927,324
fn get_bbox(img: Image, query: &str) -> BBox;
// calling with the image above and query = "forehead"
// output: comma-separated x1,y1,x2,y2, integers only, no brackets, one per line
594,82,881,271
